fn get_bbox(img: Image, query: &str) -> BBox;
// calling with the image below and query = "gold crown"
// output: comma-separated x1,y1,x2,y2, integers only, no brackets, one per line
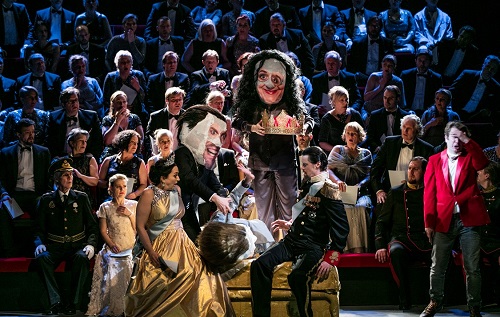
61,160,71,169
261,110,304,135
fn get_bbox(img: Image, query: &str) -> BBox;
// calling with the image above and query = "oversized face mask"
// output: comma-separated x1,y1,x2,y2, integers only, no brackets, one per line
179,113,227,168
255,58,286,105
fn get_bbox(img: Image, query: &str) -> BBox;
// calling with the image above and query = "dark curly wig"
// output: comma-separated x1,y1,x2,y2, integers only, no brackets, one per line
112,129,141,152
231,49,304,122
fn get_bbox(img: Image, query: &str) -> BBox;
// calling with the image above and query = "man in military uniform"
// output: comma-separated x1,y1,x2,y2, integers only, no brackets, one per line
375,156,432,310
250,146,349,317
34,158,98,315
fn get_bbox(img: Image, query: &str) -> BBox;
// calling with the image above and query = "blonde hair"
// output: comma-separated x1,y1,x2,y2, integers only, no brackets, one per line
328,86,349,104
341,121,366,142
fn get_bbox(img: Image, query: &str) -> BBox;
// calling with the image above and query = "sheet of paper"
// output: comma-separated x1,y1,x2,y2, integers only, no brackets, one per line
120,84,138,105
342,185,359,205
321,93,332,110
4,198,24,219
109,249,132,258
389,170,406,188
126,177,136,195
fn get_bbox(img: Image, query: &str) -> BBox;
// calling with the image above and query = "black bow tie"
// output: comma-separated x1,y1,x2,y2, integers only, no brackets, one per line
385,110,396,116
19,145,31,152
32,75,44,81
297,150,303,156
370,38,380,45
167,6,178,11
355,8,364,15
328,75,339,81
312,6,322,11
401,143,414,150
275,36,286,42
417,73,428,78
160,38,171,45
170,113,180,120
3,6,14,12
65,116,77,123
165,75,175,82
51,8,62,14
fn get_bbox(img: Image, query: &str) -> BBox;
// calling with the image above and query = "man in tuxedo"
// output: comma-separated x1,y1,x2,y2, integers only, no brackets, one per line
0,0,33,57
66,25,106,83
340,0,377,49
186,50,230,108
175,105,232,242
253,0,301,38
375,156,432,311
298,0,344,48
364,85,410,154
347,15,394,85
146,86,186,154
46,87,102,159
146,51,189,112
400,46,443,116
34,157,97,315
370,114,434,207
144,0,196,42
34,0,76,48
310,50,362,115
144,16,185,78
449,55,500,123
259,13,314,78
421,121,489,317
0,55,16,110
0,118,50,257
16,53,61,111
435,25,481,85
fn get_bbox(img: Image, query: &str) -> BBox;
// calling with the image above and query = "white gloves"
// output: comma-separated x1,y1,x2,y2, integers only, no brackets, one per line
83,245,95,260
35,244,46,256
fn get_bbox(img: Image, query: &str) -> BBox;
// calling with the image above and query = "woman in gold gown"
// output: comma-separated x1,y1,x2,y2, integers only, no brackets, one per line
125,157,247,316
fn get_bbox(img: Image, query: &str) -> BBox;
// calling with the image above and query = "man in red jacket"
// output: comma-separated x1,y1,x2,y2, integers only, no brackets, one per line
421,121,490,317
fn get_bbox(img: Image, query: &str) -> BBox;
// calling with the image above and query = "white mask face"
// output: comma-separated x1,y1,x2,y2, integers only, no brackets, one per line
179,113,227,166
255,58,287,105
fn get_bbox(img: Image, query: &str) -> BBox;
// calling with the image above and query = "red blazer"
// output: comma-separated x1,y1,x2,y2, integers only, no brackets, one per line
424,139,490,232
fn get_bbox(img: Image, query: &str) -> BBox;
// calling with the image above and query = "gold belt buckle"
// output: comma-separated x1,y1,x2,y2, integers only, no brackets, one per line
63,235,71,243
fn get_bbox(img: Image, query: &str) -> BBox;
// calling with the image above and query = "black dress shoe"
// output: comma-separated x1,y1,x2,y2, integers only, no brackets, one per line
469,305,482,317
44,302,60,315
63,303,76,315
420,299,440,317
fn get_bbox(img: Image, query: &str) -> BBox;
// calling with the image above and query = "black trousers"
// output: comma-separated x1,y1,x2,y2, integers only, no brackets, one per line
36,243,90,307
250,239,324,317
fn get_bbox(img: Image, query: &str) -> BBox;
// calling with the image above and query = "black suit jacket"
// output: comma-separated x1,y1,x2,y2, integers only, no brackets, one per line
66,42,106,81
146,71,190,112
15,71,61,110
370,136,434,193
144,2,196,41
0,76,16,109
0,3,33,47
46,109,102,159
347,35,394,76
174,145,223,240
146,107,185,140
144,36,185,77
400,68,442,112
449,70,500,118
434,39,481,82
339,8,377,41
364,107,410,152
186,67,230,107
259,28,315,78
35,8,76,46
310,70,362,111
0,142,51,196
217,148,239,191
298,4,344,47
253,4,302,38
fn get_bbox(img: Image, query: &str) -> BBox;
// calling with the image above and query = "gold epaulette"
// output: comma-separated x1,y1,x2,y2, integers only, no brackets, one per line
320,180,342,200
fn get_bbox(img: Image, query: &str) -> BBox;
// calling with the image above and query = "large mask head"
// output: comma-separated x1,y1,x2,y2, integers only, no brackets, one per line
178,105,227,168
255,58,287,105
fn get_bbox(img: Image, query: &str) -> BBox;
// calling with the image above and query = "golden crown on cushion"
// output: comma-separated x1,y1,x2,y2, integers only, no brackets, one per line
261,110,304,135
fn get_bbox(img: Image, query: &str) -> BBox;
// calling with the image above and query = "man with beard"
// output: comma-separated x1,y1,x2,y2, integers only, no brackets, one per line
375,156,432,310
0,118,50,257
174,105,232,242
232,50,314,239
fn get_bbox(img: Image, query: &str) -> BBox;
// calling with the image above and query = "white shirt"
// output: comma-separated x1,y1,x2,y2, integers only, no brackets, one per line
412,74,427,111
50,9,62,43
462,79,487,113
443,49,465,78
3,8,18,45
366,37,379,74
312,3,323,40
396,142,414,172
447,154,460,213
16,144,35,191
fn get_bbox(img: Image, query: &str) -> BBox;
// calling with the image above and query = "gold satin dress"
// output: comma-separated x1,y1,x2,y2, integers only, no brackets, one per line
124,186,236,316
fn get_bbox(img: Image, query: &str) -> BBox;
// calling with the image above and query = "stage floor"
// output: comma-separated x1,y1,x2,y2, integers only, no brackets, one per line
1,305,500,317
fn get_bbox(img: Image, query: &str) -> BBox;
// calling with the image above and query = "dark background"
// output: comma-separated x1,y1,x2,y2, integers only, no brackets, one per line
15,0,500,57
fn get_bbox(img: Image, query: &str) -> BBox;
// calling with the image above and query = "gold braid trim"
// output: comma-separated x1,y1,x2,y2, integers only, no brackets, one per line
320,180,342,200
